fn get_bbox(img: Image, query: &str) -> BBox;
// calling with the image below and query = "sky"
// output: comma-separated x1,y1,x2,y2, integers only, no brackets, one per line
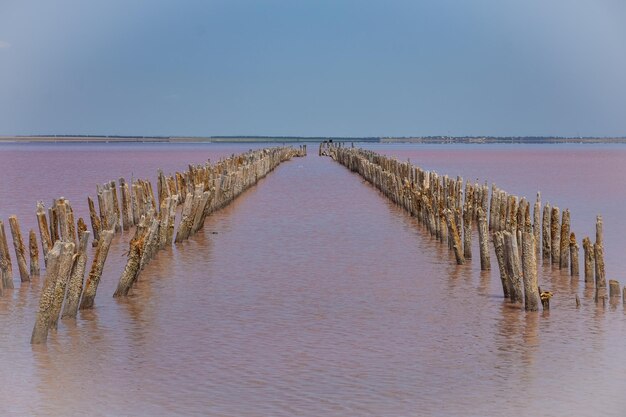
0,0,625,137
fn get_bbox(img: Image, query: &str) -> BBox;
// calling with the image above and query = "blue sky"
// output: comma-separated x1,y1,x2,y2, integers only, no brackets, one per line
1,0,625,137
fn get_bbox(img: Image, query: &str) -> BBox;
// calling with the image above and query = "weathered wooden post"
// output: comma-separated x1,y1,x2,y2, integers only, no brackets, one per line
533,192,541,254
462,203,472,260
48,240,76,330
559,209,570,270
79,230,114,309
119,178,133,230
521,230,539,311
31,241,74,344
444,209,464,265
61,231,90,319
36,202,53,265
594,216,605,286
539,288,552,310
569,233,579,277
582,237,594,284
542,203,551,262
0,220,13,289
114,220,148,297
477,207,490,270
9,216,30,282
550,206,560,265
503,231,524,304
88,196,101,247
29,230,40,276
609,280,621,299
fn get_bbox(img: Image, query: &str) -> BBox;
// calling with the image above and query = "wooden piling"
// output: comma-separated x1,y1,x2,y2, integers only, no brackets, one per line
61,231,90,319
533,192,541,254
550,206,560,265
48,240,76,330
594,216,606,291
542,203,551,262
477,207,490,270
9,216,30,282
88,196,101,247
31,242,74,344
114,220,148,297
0,220,14,289
29,229,40,276
609,280,620,298
79,230,114,309
521,231,539,311
568,232,579,277
36,202,53,265
503,231,524,304
462,203,472,260
559,209,570,270
119,178,133,230
582,237,594,284
444,209,464,265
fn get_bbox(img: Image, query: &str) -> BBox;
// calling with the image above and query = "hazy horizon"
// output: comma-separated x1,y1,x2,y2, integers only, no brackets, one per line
1,1,625,137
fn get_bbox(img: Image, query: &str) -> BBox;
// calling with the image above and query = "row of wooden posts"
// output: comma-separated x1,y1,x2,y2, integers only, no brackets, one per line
322,143,624,311
0,146,307,344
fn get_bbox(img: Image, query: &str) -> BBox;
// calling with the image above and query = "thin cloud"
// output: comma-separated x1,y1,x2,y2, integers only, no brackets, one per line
0,41,10,48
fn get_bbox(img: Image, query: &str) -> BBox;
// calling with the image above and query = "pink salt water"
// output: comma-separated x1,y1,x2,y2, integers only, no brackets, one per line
0,142,624,416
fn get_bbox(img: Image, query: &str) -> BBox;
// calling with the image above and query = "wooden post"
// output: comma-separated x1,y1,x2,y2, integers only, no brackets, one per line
559,209,570,270
462,203,472,260
533,192,541,254
477,207,490,270
550,206,560,265
29,230,40,276
114,220,148,297
521,231,539,311
542,203,551,262
36,202,53,265
119,178,132,230
49,205,59,244
0,220,14,289
539,288,552,310
9,216,30,282
61,231,90,319
582,237,594,284
110,180,122,232
503,231,524,304
609,280,620,298
569,233,579,277
444,209,464,265
88,196,101,246
31,242,74,344
48,240,76,330
79,230,114,309
594,216,606,290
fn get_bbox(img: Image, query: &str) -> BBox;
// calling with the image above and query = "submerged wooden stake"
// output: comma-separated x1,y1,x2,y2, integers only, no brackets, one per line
61,231,90,319
569,233,579,277
29,229,40,276
582,237,594,284
48,240,76,330
542,203,551,262
477,207,490,270
36,202,53,265
559,209,570,270
31,242,74,344
503,231,524,304
9,216,30,283
550,206,560,265
609,280,620,298
521,231,539,311
79,230,114,309
0,220,13,289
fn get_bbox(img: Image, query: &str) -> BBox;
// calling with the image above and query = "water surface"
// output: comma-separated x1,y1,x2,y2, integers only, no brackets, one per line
0,142,624,416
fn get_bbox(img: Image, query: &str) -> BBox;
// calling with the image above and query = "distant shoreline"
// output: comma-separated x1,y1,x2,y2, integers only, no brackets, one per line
1,135,626,144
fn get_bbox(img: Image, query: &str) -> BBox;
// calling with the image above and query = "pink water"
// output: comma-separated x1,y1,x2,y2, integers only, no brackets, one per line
0,143,624,417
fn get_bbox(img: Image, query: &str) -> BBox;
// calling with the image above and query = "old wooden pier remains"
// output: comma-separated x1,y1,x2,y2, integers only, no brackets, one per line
0,146,306,344
321,142,619,312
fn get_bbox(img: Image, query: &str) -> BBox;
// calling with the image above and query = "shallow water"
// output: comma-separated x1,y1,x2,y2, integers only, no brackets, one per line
0,143,624,416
